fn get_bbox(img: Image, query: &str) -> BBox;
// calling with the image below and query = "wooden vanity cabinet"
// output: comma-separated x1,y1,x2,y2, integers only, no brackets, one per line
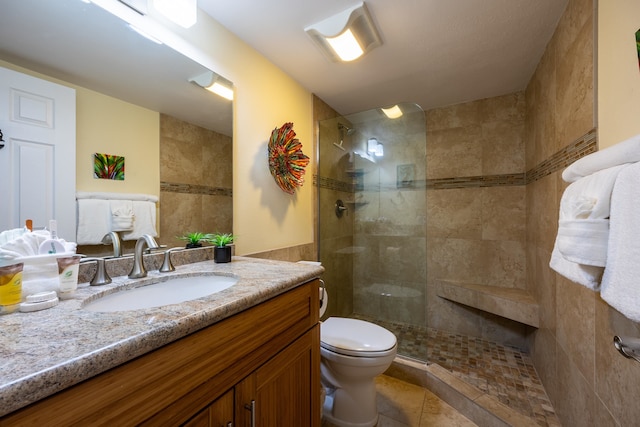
2,280,321,427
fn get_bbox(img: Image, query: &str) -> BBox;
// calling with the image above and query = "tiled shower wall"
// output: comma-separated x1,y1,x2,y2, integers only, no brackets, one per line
527,0,640,426
425,93,530,349
158,114,232,247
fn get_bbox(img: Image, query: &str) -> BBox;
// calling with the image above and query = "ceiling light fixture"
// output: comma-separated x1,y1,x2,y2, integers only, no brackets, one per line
305,2,382,62
151,0,197,28
381,105,403,119
190,71,234,101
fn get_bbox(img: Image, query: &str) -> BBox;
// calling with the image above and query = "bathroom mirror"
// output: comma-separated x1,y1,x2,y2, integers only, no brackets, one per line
0,0,232,136
0,0,233,249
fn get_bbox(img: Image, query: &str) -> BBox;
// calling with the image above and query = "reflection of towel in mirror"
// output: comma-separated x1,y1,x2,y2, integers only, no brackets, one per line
76,199,111,244
121,201,157,240
110,200,134,231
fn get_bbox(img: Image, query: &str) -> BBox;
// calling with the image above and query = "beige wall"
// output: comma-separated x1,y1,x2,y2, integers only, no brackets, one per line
75,88,159,196
597,0,640,148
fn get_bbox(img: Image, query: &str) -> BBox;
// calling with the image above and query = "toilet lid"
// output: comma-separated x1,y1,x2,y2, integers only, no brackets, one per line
321,317,397,356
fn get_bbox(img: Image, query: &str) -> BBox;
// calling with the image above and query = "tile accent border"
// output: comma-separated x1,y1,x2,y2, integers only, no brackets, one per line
160,181,232,197
315,128,597,192
525,128,597,184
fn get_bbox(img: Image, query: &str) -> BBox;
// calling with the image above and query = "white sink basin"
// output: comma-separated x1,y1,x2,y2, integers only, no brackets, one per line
84,274,238,312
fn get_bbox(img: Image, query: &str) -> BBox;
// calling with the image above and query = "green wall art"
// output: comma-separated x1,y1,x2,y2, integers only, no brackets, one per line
94,153,125,180
637,28,640,71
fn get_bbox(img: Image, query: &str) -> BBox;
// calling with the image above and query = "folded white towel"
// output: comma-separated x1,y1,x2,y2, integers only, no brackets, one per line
0,231,75,267
563,133,640,183
76,199,111,244
110,200,134,232
550,164,628,284
550,246,604,290
0,228,27,246
121,201,157,240
601,162,640,322
557,219,610,267
76,191,158,203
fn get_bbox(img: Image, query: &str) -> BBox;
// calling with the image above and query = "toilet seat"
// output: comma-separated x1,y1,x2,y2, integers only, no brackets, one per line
321,317,397,358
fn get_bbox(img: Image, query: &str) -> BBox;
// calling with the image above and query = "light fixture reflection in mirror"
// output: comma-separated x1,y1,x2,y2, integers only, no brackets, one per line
190,71,234,101
381,105,403,119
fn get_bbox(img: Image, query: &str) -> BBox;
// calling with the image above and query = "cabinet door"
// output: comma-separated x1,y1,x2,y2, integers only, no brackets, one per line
236,325,320,427
183,389,234,427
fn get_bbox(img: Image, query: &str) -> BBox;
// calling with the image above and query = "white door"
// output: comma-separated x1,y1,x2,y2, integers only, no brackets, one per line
0,66,76,241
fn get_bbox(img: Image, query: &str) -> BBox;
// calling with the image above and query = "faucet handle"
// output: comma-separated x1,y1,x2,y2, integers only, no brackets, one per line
159,247,184,273
81,257,112,286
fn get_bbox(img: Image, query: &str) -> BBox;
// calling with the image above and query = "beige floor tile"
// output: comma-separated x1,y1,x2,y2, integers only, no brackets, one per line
420,388,478,426
376,375,426,426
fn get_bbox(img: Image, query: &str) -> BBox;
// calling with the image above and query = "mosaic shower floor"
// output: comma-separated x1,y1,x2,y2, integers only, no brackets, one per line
355,316,561,427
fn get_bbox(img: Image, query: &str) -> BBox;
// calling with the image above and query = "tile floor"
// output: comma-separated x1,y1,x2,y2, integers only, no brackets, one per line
323,374,478,427
349,316,562,426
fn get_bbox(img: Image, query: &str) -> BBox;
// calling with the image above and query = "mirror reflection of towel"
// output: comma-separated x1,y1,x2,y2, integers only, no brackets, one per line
110,200,134,231
121,201,157,240
77,199,111,244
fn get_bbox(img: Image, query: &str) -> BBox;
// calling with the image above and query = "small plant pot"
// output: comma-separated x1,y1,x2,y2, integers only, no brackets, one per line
186,243,203,249
214,246,232,263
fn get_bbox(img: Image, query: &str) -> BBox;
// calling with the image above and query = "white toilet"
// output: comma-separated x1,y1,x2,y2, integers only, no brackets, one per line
320,316,397,427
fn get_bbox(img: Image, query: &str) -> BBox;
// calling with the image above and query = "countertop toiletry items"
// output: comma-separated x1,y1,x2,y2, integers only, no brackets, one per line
57,255,82,299
19,291,59,312
25,219,32,232
0,262,23,314
38,220,65,255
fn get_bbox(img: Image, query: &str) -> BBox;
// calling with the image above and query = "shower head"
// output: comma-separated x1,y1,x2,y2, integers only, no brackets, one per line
338,123,355,135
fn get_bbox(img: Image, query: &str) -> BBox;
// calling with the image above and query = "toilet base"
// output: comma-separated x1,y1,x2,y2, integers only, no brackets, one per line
322,387,378,427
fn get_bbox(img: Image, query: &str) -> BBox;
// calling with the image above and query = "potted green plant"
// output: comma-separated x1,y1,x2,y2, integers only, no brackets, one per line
210,232,235,263
177,232,213,249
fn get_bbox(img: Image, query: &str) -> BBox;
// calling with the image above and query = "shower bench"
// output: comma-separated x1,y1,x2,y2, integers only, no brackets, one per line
436,281,539,328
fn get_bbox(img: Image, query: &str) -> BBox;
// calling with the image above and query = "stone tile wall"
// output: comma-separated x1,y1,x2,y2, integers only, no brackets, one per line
525,0,640,425
158,114,232,247
425,93,530,348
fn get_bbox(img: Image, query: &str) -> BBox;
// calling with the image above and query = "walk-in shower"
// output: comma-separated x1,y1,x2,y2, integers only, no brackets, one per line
317,103,427,362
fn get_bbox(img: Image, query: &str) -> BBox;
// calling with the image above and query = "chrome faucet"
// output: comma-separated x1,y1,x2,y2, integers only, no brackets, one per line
101,231,122,258
128,234,160,279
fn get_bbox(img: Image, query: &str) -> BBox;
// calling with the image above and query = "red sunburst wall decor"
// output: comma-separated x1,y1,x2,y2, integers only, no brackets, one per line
268,122,310,195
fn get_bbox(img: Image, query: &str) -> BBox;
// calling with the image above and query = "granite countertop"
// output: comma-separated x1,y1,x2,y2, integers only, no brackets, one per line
0,256,324,417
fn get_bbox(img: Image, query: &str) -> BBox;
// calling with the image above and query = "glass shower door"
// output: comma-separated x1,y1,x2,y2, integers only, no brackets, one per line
318,103,427,361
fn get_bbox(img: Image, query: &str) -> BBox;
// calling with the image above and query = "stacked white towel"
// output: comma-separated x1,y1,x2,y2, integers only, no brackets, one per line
76,199,111,244
551,133,640,322
601,162,640,322
562,133,640,182
550,165,627,289
75,192,158,244
110,200,134,232
121,201,158,240
0,230,77,265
